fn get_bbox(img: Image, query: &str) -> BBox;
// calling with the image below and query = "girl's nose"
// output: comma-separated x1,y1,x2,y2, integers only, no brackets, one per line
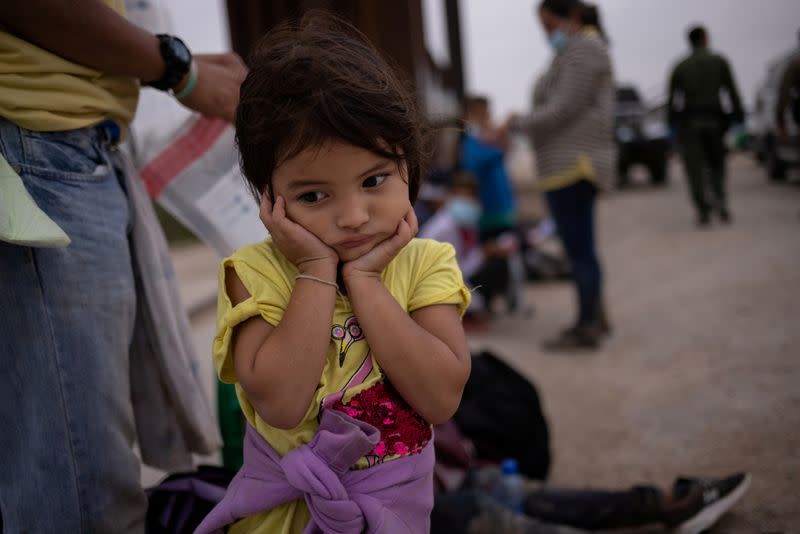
336,195,370,229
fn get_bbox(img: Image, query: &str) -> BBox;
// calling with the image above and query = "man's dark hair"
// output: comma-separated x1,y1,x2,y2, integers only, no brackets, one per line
688,25,707,48
235,10,429,204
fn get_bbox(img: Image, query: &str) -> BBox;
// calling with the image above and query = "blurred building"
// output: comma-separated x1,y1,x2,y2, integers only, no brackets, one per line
225,0,465,117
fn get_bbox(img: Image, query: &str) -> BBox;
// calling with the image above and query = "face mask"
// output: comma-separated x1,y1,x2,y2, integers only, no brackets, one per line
548,29,569,51
466,124,483,138
447,198,481,226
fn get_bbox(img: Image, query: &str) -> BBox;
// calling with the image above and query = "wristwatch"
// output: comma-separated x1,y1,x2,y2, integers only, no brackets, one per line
144,34,193,91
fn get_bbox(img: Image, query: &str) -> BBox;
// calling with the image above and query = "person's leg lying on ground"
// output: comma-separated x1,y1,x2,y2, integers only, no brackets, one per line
432,490,586,534
435,466,750,534
525,472,750,533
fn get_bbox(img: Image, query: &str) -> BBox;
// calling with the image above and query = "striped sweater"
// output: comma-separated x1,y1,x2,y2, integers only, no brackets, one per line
520,29,616,191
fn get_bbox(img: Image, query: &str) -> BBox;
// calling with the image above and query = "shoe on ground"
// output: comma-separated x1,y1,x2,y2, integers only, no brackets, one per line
696,213,711,228
596,304,612,336
718,208,732,224
664,472,751,533
542,324,601,351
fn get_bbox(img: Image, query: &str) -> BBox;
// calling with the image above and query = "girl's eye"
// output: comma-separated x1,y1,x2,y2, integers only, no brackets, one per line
298,191,325,204
363,173,389,188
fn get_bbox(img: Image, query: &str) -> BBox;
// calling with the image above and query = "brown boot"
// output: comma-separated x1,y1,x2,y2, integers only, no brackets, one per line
542,324,601,351
596,301,612,336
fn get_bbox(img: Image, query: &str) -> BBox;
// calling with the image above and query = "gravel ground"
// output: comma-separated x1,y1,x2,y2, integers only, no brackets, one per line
470,155,800,532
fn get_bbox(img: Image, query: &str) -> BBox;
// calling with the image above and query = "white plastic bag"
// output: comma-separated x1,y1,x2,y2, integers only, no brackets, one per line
138,116,266,257
125,0,265,258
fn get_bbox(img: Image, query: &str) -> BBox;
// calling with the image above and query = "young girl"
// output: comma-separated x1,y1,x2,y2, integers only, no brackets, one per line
196,12,472,534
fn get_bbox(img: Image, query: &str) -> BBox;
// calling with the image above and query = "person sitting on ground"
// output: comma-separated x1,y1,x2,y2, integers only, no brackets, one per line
419,172,527,324
459,97,529,315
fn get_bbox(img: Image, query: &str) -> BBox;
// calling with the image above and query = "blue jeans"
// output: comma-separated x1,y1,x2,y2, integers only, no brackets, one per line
0,118,146,532
545,180,602,327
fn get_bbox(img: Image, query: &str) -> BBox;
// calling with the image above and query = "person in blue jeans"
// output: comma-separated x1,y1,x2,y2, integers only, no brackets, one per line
0,2,245,532
510,0,615,349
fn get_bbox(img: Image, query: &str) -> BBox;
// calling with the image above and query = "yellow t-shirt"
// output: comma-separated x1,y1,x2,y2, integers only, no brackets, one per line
0,0,139,133
214,237,470,534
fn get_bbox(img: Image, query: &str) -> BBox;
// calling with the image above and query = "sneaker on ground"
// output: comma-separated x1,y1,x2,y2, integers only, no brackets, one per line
669,473,751,534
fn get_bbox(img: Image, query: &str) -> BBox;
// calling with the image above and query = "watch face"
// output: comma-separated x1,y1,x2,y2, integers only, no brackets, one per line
148,34,192,90
169,37,192,65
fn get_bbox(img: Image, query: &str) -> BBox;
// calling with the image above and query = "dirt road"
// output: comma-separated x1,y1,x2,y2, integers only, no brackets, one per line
474,155,800,532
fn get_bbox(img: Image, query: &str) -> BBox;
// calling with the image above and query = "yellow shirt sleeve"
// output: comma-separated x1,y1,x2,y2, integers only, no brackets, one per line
405,239,472,316
0,0,139,133
212,241,295,383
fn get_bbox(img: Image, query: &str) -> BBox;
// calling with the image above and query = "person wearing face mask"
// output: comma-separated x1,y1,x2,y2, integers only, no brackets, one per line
419,172,522,324
459,96,530,317
508,0,615,350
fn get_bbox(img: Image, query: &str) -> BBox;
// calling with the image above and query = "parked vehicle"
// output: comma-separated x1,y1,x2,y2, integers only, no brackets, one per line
614,85,671,187
750,50,800,181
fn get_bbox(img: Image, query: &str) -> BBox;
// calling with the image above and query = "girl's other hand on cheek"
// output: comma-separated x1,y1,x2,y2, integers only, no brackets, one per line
260,194,338,274
342,206,418,282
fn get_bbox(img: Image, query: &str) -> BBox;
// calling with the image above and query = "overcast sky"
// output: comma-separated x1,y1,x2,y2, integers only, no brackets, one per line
167,0,800,118
456,0,800,117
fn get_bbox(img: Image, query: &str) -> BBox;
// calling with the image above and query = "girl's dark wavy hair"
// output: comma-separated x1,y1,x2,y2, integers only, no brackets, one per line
235,10,430,204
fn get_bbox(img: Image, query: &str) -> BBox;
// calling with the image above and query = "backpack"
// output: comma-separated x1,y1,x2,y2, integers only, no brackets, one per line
453,351,551,480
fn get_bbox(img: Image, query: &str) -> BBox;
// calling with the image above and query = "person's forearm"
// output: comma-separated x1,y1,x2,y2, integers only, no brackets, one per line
2,0,165,82
775,63,797,129
242,266,338,429
346,277,469,424
667,75,678,126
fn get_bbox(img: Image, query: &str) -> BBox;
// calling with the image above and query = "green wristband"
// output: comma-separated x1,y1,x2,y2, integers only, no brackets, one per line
173,61,197,101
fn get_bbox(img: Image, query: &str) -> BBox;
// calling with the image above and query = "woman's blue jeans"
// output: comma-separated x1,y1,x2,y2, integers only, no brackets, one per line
0,118,146,532
545,180,602,327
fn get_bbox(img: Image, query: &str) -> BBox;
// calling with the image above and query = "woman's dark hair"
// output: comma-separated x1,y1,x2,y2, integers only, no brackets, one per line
580,3,608,43
538,0,583,19
235,10,429,204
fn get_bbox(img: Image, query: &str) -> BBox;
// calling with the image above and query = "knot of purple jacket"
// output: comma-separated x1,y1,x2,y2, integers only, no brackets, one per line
195,408,435,533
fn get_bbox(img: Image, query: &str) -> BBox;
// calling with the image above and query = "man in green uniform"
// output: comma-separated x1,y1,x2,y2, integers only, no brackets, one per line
668,25,744,226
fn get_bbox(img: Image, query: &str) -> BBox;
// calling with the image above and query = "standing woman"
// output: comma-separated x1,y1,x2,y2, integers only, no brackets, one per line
513,0,615,350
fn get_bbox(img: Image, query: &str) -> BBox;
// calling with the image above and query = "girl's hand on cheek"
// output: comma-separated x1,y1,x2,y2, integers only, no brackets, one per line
260,194,338,274
342,206,418,283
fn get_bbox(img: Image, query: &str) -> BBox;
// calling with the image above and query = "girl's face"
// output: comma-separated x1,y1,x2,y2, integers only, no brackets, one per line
271,140,411,262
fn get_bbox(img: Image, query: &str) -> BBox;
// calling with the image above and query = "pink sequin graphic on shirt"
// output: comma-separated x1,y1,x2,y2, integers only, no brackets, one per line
331,381,431,464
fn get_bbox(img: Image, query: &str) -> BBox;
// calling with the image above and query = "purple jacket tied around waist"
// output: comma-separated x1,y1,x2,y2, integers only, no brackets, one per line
195,409,435,533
